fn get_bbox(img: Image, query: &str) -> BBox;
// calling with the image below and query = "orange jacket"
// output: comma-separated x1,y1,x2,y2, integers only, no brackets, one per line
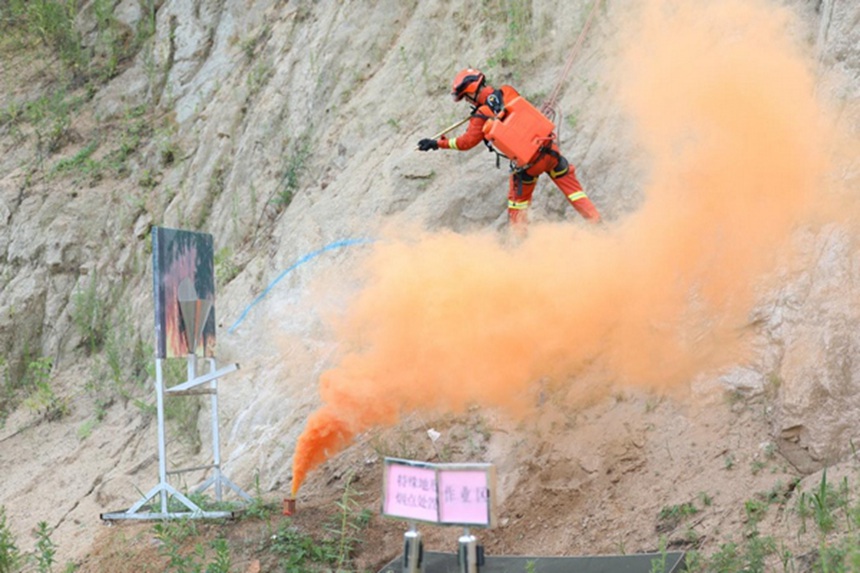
437,86,496,151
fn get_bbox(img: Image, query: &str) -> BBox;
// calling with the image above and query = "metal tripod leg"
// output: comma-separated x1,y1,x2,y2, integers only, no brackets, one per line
101,357,245,521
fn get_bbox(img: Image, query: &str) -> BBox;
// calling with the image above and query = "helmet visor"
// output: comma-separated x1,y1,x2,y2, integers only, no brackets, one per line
452,74,482,101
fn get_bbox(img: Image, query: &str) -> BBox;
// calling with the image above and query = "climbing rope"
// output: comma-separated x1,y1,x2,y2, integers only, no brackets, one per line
541,0,605,123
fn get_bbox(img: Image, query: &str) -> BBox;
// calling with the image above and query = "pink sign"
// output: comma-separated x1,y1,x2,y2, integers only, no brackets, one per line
382,461,438,522
382,459,496,527
438,470,491,526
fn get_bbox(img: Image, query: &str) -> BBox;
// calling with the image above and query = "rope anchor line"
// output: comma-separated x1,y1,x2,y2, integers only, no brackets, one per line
541,0,604,121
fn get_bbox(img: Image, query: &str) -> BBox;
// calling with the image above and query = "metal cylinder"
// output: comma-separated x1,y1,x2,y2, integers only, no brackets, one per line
402,529,424,573
458,532,479,573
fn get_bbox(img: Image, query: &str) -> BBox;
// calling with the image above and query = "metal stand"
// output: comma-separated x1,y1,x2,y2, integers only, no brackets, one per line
403,522,425,573
102,296,251,521
457,529,483,573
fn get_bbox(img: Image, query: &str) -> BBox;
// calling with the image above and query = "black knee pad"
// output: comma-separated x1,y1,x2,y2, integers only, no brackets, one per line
550,156,569,179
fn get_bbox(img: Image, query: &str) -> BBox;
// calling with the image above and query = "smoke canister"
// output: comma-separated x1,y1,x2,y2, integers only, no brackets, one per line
283,497,296,516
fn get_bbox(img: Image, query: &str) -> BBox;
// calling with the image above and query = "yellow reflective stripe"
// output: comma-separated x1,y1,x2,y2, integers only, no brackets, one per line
508,199,530,210
550,165,569,178
567,191,587,202
448,138,459,150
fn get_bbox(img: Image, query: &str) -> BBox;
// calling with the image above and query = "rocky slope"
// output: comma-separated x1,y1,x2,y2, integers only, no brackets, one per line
1,0,859,569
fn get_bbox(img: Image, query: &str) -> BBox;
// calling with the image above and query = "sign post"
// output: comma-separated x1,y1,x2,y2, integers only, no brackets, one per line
403,523,423,573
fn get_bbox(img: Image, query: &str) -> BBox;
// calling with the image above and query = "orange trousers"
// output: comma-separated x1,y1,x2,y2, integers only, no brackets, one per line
507,146,600,227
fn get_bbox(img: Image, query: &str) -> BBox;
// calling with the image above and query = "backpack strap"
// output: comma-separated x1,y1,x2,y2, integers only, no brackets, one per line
471,90,517,168
484,139,507,168
513,144,559,174
467,103,506,166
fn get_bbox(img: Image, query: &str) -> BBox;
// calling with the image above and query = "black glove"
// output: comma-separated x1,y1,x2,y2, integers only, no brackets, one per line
417,138,439,151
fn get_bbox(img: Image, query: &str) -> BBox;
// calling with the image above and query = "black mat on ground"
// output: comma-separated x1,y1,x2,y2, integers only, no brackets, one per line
378,550,686,573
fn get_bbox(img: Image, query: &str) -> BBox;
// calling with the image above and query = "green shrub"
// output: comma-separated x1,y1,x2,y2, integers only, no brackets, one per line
274,136,311,208
70,274,109,355
0,507,21,573
33,521,57,573
22,357,67,421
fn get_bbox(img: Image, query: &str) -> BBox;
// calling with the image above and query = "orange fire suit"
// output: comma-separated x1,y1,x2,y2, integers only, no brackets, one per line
435,86,601,228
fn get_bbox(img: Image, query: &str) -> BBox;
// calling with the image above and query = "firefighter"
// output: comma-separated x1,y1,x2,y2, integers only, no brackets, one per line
417,68,601,230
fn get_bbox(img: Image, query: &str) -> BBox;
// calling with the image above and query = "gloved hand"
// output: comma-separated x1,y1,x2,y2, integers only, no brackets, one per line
417,138,439,151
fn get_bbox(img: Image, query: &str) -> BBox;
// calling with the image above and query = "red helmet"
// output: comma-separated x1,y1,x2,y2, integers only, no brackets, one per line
451,68,485,101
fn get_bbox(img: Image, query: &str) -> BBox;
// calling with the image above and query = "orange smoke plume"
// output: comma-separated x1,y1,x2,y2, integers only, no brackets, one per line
291,0,843,493
290,407,350,497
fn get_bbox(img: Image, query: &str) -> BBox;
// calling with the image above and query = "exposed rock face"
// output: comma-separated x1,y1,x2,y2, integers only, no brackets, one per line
768,226,860,468
0,0,858,565
756,0,860,470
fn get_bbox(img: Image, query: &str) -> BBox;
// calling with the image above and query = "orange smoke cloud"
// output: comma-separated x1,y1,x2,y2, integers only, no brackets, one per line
291,0,839,493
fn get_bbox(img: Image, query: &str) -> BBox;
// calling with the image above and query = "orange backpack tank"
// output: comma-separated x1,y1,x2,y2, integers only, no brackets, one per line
480,85,556,167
